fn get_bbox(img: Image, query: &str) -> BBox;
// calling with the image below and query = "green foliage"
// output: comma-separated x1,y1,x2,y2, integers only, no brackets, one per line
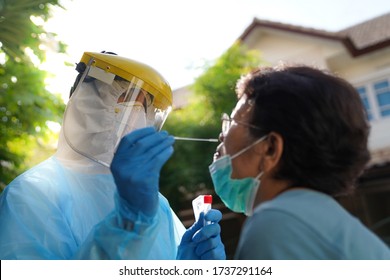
160,42,263,211
160,105,220,211
0,0,64,61
191,42,263,125
0,0,66,189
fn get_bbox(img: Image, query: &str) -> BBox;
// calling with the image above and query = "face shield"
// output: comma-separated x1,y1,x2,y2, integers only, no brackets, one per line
62,52,172,167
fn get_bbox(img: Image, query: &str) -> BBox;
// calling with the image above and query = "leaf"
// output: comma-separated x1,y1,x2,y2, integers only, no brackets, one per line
0,0,66,189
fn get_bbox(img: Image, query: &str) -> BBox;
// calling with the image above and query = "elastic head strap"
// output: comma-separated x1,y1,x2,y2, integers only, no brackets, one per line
69,51,118,97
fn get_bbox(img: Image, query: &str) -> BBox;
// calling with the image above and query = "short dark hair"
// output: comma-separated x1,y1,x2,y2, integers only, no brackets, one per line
236,64,371,196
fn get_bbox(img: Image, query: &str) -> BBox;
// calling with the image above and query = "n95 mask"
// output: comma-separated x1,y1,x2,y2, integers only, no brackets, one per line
113,102,147,149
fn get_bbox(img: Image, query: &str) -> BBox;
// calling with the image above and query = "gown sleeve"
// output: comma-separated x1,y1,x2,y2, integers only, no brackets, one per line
74,193,182,259
0,160,184,260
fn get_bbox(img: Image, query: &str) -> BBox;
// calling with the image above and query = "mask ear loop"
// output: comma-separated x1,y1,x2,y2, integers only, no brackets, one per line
231,135,268,160
255,171,264,180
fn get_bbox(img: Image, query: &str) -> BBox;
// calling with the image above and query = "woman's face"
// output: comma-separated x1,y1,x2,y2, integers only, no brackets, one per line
214,95,262,179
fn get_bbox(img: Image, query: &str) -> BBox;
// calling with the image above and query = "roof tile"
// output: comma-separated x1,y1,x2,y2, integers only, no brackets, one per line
338,12,390,49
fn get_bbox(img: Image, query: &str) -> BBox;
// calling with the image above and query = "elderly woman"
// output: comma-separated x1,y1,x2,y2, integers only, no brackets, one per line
210,64,390,259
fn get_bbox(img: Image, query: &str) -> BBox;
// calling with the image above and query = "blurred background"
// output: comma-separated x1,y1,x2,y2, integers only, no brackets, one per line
1,0,390,258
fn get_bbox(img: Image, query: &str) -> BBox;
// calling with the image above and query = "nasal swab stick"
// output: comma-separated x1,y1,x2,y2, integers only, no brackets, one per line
174,136,218,142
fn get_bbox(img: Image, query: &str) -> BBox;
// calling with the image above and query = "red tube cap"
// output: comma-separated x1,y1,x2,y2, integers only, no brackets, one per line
203,195,212,204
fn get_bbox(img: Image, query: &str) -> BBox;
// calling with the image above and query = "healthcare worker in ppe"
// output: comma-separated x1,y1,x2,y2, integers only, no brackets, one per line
0,51,225,260
210,64,390,259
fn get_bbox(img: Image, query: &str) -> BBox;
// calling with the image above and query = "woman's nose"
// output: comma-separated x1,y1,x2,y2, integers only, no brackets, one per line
218,132,224,142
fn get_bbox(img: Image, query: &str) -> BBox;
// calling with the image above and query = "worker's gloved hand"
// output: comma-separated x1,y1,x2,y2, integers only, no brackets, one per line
111,127,175,218
177,209,226,260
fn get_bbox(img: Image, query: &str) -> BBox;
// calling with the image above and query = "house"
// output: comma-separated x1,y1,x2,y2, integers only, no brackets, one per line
175,12,390,257
239,13,390,157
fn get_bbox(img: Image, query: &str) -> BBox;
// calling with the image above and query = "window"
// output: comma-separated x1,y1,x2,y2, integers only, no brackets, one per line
374,80,390,117
356,86,373,121
355,76,390,122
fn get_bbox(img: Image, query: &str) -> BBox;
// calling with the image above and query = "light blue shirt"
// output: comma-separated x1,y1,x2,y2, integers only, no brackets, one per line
235,189,390,259
0,156,185,259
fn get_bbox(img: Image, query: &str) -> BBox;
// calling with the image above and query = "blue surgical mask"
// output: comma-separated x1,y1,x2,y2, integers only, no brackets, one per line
209,135,267,216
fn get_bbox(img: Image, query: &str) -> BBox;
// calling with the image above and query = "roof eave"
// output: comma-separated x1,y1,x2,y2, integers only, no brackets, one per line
239,18,390,58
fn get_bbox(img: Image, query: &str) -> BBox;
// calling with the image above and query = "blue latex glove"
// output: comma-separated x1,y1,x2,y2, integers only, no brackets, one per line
110,127,175,218
177,209,226,260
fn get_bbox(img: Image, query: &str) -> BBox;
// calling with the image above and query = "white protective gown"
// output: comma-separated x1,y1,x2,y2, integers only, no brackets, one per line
0,127,186,259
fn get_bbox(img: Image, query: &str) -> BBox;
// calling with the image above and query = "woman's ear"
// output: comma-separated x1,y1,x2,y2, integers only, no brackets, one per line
255,132,284,173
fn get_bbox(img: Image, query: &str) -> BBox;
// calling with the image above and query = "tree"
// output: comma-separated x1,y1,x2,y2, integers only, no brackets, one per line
160,42,263,211
0,0,66,189
192,42,263,124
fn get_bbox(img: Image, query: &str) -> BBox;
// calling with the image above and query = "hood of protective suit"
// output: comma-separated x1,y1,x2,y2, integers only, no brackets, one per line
56,80,158,172
55,52,172,170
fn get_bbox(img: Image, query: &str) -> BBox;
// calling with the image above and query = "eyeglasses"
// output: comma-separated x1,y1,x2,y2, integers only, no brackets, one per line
221,113,262,136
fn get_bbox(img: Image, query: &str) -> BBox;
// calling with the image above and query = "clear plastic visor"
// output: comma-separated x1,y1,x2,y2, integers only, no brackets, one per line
62,64,171,167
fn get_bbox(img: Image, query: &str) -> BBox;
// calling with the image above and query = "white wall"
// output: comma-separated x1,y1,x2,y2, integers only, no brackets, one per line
243,28,344,68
